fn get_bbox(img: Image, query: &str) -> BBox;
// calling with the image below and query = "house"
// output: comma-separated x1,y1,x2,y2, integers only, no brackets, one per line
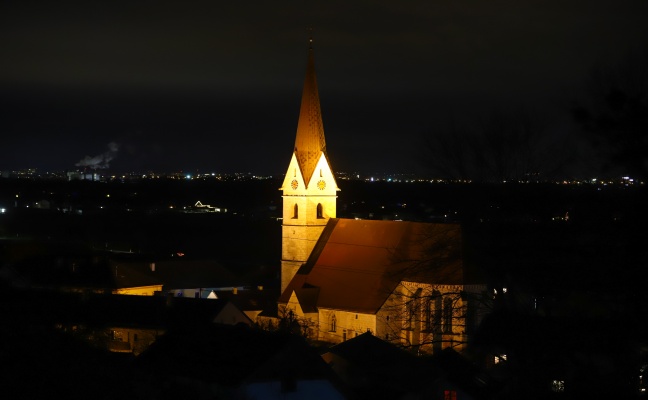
136,324,349,399
321,331,436,399
124,258,240,298
57,293,253,356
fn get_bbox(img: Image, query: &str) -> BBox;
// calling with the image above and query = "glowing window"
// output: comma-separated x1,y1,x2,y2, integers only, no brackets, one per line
444,390,457,400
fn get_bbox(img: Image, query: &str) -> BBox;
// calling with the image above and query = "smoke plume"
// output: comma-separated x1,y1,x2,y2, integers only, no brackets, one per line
76,142,120,169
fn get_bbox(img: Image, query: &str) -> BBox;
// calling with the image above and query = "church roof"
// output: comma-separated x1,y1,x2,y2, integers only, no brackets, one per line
294,40,328,185
279,218,468,314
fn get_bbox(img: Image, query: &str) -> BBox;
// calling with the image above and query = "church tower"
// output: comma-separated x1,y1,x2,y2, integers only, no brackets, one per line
280,39,338,293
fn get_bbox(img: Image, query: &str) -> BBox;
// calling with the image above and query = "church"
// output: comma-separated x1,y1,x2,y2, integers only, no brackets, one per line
277,40,488,354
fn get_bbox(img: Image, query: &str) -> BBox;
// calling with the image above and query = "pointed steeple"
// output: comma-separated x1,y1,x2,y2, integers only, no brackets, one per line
294,38,327,186
280,37,338,295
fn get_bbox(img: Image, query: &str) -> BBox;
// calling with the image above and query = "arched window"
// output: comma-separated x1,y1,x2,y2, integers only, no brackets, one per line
443,297,453,333
424,299,432,331
329,314,337,332
293,204,298,219
434,290,442,333
316,203,323,219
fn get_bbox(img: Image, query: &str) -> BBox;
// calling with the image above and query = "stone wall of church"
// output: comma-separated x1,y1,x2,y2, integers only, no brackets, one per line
281,223,327,292
317,308,376,343
375,282,473,354
281,220,327,260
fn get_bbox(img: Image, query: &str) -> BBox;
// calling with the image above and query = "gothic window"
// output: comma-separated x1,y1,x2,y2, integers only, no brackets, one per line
293,204,298,219
443,297,453,334
425,299,432,331
406,301,415,330
316,203,323,219
329,314,337,332
434,291,442,333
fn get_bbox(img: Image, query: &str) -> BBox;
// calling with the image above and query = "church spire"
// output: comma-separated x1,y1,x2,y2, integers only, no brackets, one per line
294,38,326,186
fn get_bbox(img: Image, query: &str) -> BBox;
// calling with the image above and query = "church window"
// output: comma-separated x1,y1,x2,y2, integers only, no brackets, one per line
443,297,453,333
406,301,415,330
293,204,298,219
434,291,442,333
329,314,337,332
316,203,323,219
425,299,432,331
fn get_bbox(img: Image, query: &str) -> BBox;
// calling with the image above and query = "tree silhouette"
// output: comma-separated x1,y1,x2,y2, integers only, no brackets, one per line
422,109,570,182
378,223,492,355
571,49,648,181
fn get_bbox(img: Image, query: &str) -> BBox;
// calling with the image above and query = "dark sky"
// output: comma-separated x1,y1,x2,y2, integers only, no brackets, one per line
1,0,647,177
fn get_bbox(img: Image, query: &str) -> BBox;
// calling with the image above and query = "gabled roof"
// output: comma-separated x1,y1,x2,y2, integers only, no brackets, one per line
294,284,320,314
213,287,278,313
293,40,328,185
323,332,437,398
279,218,466,314
112,259,238,290
325,331,419,367
137,324,340,389
68,294,250,329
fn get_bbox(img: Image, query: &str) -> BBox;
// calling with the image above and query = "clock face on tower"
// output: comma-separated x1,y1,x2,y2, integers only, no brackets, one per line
317,180,326,190
291,179,298,190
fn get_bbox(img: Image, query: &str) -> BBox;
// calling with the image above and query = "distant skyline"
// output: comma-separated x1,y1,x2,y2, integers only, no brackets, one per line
1,1,647,177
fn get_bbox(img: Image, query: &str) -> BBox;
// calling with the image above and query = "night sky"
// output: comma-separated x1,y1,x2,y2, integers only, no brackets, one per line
1,1,647,177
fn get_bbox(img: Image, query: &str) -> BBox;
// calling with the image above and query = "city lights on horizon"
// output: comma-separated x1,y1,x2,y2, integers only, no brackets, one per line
0,167,644,187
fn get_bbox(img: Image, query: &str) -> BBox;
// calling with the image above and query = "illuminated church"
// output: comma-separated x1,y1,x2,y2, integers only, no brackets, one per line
277,40,488,353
